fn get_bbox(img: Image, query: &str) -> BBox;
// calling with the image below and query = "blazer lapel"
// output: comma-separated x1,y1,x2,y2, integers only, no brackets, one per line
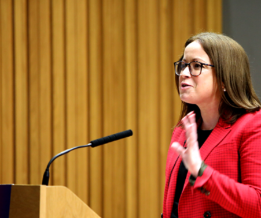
200,118,231,161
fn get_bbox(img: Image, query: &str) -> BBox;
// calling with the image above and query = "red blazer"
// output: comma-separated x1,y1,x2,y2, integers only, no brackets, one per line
163,110,261,218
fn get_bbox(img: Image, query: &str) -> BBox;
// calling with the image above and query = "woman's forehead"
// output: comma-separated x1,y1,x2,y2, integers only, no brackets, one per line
183,41,210,63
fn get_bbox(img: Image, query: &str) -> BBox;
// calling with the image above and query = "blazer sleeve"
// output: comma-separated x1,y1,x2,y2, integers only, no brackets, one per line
192,113,261,217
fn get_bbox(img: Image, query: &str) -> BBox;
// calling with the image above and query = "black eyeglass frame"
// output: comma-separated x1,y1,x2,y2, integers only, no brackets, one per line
174,61,214,77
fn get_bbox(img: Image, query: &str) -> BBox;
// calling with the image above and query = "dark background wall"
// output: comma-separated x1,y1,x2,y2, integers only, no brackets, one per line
223,0,261,99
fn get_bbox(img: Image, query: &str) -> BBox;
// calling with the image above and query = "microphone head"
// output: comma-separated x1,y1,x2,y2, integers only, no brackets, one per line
90,129,133,147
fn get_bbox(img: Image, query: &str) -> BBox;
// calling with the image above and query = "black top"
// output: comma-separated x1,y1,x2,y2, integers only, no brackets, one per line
171,128,213,218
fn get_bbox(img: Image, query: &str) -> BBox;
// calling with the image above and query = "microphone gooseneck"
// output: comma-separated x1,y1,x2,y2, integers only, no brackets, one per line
42,143,92,185
42,129,133,185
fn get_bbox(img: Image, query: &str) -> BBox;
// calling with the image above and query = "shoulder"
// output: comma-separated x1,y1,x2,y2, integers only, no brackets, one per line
230,110,261,147
240,109,261,119
234,110,261,128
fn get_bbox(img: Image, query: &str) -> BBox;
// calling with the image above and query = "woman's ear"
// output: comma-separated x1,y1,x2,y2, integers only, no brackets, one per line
222,82,226,92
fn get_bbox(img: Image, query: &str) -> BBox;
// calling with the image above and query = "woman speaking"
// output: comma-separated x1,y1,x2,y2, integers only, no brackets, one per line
163,32,261,218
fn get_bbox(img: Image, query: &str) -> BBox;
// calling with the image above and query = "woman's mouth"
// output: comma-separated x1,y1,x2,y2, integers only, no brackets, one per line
180,83,191,89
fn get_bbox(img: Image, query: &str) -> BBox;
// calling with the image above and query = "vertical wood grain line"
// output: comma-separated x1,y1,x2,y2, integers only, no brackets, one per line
89,0,103,216
102,0,113,214
75,0,89,204
52,0,66,186
147,0,161,216
137,0,151,216
65,0,77,194
102,0,127,216
125,0,138,217
39,0,52,185
14,0,29,184
111,1,126,216
29,0,41,184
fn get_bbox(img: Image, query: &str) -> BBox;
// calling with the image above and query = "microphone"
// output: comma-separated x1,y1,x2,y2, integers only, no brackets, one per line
42,129,133,185
90,129,133,147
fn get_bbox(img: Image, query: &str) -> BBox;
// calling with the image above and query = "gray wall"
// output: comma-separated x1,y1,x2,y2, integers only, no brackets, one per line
223,0,261,99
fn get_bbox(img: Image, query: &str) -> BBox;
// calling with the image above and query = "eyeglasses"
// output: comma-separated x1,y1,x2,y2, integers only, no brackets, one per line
174,61,214,76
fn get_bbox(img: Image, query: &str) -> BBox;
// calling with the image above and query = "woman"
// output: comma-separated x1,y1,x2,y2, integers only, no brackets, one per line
163,32,261,218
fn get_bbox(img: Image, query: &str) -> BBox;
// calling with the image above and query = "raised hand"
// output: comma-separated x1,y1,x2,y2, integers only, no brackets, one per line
171,111,202,177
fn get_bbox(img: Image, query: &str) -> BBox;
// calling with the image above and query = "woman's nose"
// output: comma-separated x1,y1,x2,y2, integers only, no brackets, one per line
180,65,191,77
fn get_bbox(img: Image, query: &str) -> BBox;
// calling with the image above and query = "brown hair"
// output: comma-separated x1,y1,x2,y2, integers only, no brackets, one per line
175,32,261,124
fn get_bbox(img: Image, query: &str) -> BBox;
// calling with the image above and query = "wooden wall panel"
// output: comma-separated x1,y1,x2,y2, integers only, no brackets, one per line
65,0,77,194
194,0,207,32
125,0,138,217
137,0,149,216
140,0,161,216
89,0,103,216
103,0,126,217
52,0,66,186
1,0,14,184
14,0,29,184
148,0,161,215
29,0,41,185
0,0,222,217
207,0,222,31
39,0,52,186
102,0,113,215
75,0,89,204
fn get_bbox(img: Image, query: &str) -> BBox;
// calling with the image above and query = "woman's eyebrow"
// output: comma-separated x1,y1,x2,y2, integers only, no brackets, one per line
182,57,206,62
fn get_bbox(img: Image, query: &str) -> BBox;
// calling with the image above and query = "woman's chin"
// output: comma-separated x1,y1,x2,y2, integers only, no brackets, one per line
180,95,195,104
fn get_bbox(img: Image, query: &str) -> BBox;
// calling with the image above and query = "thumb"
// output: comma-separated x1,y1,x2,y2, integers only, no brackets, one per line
171,142,185,156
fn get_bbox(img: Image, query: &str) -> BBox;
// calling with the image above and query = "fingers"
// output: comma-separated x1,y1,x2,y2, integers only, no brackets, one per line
182,111,196,135
187,112,197,141
182,111,198,147
182,111,195,127
187,111,196,125
172,111,201,175
171,142,185,156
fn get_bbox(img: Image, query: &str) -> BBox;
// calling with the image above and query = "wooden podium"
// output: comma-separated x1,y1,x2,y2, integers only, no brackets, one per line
0,184,100,218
